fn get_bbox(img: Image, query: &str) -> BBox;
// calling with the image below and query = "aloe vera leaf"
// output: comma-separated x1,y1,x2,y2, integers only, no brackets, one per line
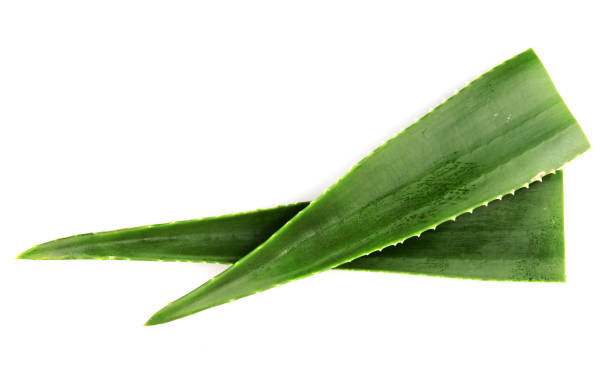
18,203,309,264
341,171,565,282
18,172,565,283
145,49,588,325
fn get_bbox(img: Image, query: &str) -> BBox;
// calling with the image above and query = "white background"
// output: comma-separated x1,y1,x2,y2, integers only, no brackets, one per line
1,1,610,370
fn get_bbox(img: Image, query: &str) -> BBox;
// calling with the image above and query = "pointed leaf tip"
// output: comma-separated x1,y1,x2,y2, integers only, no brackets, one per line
145,306,174,326
144,316,163,326
145,299,197,326
16,246,39,259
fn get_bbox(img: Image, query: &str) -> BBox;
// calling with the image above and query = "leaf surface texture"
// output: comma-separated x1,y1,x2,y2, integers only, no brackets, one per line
146,49,589,324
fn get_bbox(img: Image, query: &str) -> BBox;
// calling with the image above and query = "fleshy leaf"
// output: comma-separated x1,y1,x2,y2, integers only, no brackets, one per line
146,49,589,325
20,172,565,282
19,203,308,264
342,171,565,281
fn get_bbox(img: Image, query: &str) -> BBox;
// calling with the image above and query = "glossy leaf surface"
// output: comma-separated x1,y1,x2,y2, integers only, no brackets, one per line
342,172,564,281
146,49,589,324
20,173,565,282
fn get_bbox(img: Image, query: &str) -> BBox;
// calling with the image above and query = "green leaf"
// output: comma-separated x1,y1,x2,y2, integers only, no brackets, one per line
342,171,565,282
146,49,589,325
18,202,309,264
19,172,565,283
